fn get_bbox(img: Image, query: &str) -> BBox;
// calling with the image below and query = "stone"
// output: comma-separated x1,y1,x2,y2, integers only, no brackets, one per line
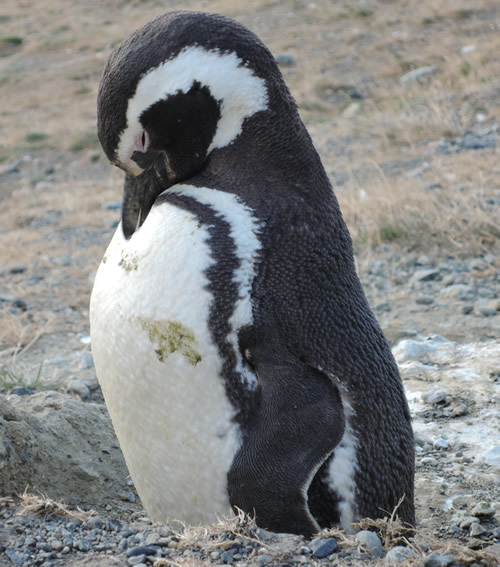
10,387,34,396
392,339,439,363
433,438,449,450
385,546,415,563
411,269,440,283
440,284,476,300
475,303,496,317
422,389,447,404
342,102,361,118
462,305,474,315
423,554,454,567
356,531,383,557
310,537,337,558
421,457,438,465
66,378,90,399
416,295,434,305
79,352,95,369
400,65,438,87
459,516,479,529
472,501,495,518
469,523,486,536
482,446,500,467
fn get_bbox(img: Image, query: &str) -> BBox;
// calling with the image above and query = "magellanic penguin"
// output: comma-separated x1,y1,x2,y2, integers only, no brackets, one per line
90,11,415,537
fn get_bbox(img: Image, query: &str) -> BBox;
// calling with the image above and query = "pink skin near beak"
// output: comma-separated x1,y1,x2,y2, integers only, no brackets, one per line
118,130,150,176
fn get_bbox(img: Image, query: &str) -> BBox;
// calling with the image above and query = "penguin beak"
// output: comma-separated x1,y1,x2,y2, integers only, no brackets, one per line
121,155,171,239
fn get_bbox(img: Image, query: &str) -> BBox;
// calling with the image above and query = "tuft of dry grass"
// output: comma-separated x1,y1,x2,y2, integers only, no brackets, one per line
18,489,96,521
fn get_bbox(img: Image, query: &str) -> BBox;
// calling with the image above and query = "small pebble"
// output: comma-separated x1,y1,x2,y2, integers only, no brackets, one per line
355,531,383,557
9,265,27,274
385,546,415,563
433,438,449,450
310,537,337,558
128,555,146,566
476,304,496,317
423,553,455,567
422,389,447,404
10,386,34,396
421,457,438,466
416,295,434,305
462,304,474,314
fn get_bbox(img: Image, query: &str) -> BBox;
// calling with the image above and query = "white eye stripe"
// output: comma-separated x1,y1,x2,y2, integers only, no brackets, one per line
117,46,268,165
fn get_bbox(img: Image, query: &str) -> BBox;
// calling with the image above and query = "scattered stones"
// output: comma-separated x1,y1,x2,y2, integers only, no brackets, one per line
355,530,383,558
66,377,91,399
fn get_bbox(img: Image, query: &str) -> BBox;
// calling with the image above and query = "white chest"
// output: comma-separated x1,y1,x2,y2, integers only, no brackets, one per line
90,187,260,525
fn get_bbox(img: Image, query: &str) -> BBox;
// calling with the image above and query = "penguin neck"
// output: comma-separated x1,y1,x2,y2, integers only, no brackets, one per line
204,107,332,201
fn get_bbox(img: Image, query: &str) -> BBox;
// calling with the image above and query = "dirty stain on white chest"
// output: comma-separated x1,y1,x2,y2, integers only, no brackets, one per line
89,191,244,525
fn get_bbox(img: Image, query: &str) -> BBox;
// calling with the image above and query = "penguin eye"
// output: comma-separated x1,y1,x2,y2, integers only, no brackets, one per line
138,130,150,152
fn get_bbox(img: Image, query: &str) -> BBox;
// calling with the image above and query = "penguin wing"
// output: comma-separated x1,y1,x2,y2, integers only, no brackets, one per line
227,336,345,537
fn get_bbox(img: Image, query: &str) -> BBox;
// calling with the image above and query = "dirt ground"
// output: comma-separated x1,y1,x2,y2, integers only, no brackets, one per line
0,0,499,565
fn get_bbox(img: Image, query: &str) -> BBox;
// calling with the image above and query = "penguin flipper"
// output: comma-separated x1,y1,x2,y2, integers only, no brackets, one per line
227,342,345,537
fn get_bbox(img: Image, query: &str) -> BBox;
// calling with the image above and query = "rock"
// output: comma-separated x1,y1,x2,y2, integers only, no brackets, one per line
400,65,438,87
472,501,495,518
423,554,455,567
67,378,90,399
411,269,440,283
105,202,121,211
459,516,479,529
0,392,130,509
416,255,432,267
9,265,27,274
342,102,361,118
392,338,439,363
475,303,497,317
356,531,383,557
421,457,438,465
422,389,447,404
469,523,486,536
369,261,386,276
80,352,95,370
462,305,474,315
9,386,34,396
310,537,337,558
433,438,449,450
127,546,159,557
385,546,415,563
482,446,500,467
416,295,434,305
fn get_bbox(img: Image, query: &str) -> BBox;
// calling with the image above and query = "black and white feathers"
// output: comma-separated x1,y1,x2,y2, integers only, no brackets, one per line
91,11,415,537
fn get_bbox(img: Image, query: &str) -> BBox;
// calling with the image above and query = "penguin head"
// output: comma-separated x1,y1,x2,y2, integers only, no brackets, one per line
97,11,291,238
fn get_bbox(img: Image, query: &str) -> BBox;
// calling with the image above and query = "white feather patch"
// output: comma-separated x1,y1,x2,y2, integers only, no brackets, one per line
326,396,359,531
90,200,242,525
117,46,268,166
170,184,262,388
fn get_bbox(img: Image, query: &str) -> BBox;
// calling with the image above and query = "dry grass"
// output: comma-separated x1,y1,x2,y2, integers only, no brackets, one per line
18,489,96,520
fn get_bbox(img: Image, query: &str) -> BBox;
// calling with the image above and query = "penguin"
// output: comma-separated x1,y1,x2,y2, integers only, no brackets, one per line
90,11,415,537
